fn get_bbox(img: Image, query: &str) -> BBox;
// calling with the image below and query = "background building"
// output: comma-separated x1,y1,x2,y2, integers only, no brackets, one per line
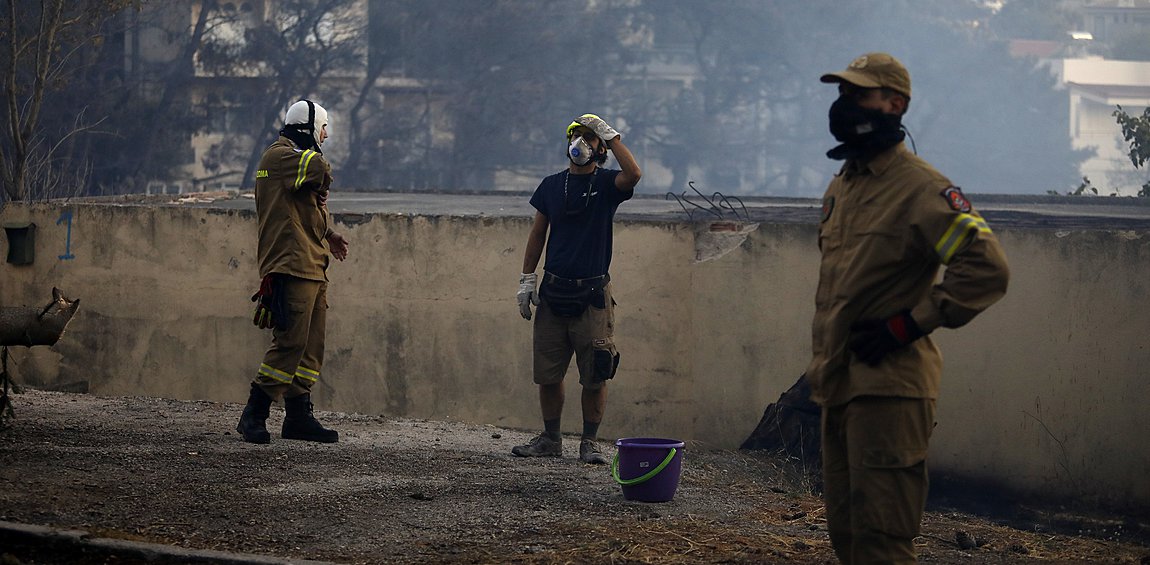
9,1,1150,200
1060,57,1150,195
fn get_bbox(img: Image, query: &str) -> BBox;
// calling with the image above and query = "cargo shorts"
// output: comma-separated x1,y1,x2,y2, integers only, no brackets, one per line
532,281,618,389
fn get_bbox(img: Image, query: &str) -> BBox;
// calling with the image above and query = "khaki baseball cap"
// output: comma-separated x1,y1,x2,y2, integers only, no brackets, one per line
820,52,911,99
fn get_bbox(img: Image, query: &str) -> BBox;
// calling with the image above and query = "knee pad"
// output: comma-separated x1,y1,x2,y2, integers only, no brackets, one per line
592,340,620,384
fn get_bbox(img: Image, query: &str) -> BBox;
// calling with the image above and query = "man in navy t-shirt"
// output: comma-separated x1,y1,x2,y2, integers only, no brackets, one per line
513,113,642,464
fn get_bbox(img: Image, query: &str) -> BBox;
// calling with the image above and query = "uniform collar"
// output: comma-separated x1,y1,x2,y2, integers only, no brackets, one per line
840,142,907,178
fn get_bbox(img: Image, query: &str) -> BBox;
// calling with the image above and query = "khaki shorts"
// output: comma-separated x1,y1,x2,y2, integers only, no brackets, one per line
532,281,617,389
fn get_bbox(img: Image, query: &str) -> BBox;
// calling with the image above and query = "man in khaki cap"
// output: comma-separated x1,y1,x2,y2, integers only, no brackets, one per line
806,53,1010,563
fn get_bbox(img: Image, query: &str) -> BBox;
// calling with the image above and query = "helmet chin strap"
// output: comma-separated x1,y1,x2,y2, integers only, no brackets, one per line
303,99,320,147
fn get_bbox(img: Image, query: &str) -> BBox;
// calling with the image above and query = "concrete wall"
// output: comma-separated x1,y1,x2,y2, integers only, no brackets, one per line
1,201,1148,511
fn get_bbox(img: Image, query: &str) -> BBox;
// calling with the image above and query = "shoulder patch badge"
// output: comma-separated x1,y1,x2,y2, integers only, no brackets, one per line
941,186,972,213
821,196,835,222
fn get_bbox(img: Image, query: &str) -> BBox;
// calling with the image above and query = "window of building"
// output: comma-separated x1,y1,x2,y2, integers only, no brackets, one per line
368,2,404,73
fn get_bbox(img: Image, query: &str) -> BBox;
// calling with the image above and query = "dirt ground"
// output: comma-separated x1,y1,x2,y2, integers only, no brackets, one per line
0,389,1148,564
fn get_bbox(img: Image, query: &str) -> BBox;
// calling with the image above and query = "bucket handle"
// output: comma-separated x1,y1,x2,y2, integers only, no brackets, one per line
611,447,677,486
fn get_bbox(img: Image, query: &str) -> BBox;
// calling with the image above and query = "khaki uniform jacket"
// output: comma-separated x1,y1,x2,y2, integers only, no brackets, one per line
807,143,1009,407
255,136,333,281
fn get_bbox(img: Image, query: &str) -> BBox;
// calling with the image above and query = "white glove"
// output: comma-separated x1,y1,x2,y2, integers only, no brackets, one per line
517,273,540,320
576,115,620,142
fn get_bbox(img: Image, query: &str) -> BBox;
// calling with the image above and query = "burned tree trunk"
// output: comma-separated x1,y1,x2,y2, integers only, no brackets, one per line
1,288,80,427
741,373,822,471
0,288,80,346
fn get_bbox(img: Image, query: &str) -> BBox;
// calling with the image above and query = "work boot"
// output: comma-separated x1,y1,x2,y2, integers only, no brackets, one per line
237,383,272,444
511,433,562,457
579,438,609,464
282,393,339,443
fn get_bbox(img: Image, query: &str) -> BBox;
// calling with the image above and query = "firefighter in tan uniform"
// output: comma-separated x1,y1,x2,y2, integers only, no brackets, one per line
237,99,350,444
809,53,1009,563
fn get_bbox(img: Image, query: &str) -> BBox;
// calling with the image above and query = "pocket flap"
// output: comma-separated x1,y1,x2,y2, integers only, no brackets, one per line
862,448,927,469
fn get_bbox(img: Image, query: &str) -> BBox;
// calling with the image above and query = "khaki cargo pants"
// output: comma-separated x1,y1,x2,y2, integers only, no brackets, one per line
254,276,327,400
822,396,935,564
533,282,618,389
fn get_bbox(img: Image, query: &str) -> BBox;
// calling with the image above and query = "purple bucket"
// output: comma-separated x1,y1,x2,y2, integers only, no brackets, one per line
612,437,685,502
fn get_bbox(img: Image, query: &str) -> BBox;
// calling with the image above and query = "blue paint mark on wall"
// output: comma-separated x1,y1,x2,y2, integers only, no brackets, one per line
56,210,75,260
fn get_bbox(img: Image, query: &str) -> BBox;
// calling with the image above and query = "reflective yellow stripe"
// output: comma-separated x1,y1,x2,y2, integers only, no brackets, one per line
295,150,317,190
934,213,992,264
259,363,294,384
295,366,320,383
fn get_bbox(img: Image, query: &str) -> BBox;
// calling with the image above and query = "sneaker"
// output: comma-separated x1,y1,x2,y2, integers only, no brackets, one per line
579,439,609,464
512,434,562,457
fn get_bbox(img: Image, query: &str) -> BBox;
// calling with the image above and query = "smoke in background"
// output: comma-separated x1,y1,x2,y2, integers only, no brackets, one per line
0,0,1110,198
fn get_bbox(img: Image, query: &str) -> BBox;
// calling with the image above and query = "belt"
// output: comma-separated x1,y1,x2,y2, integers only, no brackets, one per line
543,272,610,287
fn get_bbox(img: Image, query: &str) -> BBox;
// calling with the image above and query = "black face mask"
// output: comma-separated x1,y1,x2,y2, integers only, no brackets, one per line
280,124,321,153
826,95,904,161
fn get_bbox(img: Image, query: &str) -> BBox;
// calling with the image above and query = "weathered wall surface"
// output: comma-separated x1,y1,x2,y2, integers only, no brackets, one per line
1,201,1147,511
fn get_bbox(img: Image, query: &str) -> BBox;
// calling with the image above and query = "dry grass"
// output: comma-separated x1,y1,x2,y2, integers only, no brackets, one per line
2,391,1147,565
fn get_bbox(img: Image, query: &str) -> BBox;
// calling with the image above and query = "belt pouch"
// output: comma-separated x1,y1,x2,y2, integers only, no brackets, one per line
541,277,596,317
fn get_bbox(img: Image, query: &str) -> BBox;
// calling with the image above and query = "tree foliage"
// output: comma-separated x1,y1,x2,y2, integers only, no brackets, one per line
195,0,363,190
1,0,1097,198
336,0,637,191
987,0,1079,41
1113,105,1150,197
0,0,225,202
0,0,130,202
607,0,1088,195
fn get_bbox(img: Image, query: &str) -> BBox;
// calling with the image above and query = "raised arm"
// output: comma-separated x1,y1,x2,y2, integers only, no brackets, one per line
607,136,641,192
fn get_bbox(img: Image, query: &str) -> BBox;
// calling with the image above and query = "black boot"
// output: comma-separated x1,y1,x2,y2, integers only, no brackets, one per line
282,393,339,443
237,383,272,444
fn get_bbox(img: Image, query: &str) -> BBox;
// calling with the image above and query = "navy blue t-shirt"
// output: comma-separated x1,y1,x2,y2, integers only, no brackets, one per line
529,168,633,279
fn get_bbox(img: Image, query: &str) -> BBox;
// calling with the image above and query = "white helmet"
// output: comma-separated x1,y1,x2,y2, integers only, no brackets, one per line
284,99,329,147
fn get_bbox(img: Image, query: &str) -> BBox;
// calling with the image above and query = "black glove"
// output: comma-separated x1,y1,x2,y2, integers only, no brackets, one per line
849,310,925,366
251,274,288,330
